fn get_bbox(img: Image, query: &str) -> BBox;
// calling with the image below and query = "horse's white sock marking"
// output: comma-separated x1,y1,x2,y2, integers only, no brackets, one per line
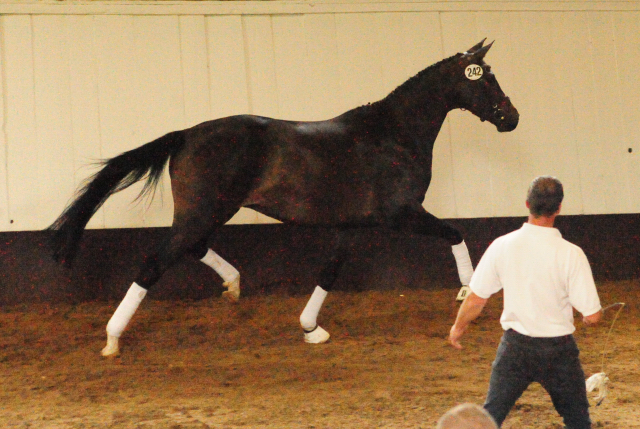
106,282,147,338
300,286,328,331
200,249,239,282
200,248,240,301
451,240,474,285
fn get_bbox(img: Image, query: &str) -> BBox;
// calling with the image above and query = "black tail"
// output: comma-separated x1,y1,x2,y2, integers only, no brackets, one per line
47,131,186,266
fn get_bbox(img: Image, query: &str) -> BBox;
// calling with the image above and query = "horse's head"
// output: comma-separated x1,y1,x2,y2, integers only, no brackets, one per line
448,40,519,132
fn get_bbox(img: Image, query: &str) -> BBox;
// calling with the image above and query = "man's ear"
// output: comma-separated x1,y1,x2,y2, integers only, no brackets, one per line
525,200,530,209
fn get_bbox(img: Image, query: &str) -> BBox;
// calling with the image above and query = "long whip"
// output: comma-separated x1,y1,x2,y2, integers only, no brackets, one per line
599,302,626,374
586,302,626,406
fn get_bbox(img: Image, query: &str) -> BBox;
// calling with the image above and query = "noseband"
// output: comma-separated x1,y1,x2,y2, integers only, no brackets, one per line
462,96,510,124
491,96,511,123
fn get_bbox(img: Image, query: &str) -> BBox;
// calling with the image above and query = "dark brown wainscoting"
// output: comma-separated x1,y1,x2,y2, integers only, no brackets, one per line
1,214,638,304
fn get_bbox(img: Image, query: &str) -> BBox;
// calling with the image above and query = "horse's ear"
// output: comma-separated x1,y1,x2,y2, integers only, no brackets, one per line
473,40,494,61
467,38,487,53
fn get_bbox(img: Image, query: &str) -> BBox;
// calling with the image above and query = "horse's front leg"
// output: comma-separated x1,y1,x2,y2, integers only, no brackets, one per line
451,240,474,300
299,231,349,344
390,207,474,300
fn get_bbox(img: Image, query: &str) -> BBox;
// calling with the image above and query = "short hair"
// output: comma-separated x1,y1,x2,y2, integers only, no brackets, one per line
436,403,498,429
526,176,564,217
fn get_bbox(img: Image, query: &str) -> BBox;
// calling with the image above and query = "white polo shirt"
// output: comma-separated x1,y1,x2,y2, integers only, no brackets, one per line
470,222,601,337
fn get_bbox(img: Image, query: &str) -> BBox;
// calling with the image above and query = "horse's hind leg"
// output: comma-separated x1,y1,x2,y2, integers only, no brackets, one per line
101,219,223,357
300,231,349,344
192,240,240,302
101,282,148,356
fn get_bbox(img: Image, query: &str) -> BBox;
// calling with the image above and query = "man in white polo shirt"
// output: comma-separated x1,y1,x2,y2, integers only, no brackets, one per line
448,176,602,428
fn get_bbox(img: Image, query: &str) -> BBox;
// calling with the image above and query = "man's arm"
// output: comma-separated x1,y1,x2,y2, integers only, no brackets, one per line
583,309,603,326
448,291,489,349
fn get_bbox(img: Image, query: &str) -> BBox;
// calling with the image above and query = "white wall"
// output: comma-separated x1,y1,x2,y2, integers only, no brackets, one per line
1,1,639,232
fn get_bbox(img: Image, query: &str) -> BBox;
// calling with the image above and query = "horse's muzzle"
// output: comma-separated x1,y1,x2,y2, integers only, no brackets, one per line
497,113,519,132
495,101,519,132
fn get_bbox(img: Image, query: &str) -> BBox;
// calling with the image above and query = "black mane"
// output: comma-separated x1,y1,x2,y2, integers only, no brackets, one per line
386,53,463,100
349,53,464,115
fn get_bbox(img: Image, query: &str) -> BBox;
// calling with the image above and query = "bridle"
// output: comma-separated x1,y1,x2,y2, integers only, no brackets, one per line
460,93,512,126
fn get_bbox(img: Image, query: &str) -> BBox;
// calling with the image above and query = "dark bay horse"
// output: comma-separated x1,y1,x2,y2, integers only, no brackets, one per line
48,40,519,356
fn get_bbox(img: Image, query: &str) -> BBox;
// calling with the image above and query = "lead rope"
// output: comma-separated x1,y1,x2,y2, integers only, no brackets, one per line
586,302,626,406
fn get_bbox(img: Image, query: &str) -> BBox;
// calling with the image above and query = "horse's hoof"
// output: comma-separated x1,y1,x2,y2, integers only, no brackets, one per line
101,334,120,357
304,325,330,344
222,277,240,302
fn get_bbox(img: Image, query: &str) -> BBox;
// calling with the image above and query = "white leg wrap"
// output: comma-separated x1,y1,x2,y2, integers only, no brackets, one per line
451,240,474,285
106,283,147,338
200,248,239,282
200,249,240,301
300,286,328,331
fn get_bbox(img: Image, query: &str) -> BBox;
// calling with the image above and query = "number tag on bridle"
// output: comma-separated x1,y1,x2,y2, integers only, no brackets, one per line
465,64,483,80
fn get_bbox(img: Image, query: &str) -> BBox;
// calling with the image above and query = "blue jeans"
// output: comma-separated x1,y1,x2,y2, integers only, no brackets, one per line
484,329,591,428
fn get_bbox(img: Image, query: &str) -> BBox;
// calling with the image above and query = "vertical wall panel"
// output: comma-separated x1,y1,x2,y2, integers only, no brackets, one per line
206,16,249,119
272,14,311,120
378,13,442,99
31,16,75,230
614,12,640,213
580,13,627,214
560,12,601,216
0,18,10,229
300,14,340,121
179,15,211,128
370,13,414,101
335,14,387,112
243,15,279,118
66,15,104,229
541,12,587,215
132,16,184,143
3,16,37,231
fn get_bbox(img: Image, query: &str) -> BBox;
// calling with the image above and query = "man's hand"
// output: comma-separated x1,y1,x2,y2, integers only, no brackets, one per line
449,324,466,349
583,309,603,326
447,291,488,350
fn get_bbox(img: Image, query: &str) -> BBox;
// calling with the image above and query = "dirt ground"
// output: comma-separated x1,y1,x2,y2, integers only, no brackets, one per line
1,280,638,428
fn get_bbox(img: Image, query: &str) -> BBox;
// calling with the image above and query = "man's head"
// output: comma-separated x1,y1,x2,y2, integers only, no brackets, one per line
526,176,564,218
436,403,498,429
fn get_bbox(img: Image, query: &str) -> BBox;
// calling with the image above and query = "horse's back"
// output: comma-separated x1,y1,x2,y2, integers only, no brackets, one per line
169,112,429,226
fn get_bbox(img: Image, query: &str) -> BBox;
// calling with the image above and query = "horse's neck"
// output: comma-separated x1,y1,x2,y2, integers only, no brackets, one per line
381,79,451,150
